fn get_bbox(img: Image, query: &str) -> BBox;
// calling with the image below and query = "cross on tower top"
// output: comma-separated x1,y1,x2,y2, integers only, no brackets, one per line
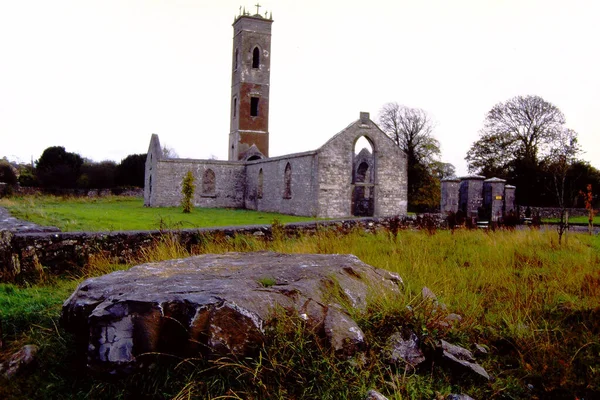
255,3,261,15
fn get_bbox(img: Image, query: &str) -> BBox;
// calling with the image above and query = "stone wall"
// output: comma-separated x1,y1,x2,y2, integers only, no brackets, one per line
518,207,591,219
1,216,419,283
459,176,485,218
244,152,319,216
145,113,408,218
316,113,407,218
148,158,246,208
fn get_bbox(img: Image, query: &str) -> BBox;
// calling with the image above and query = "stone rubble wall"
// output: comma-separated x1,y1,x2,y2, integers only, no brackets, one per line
0,216,425,283
518,207,591,219
244,152,319,216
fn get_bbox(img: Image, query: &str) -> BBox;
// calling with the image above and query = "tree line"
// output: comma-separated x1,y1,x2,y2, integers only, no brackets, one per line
378,95,599,212
1,147,146,193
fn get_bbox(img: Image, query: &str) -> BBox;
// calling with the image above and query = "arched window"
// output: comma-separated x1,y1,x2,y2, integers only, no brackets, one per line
252,47,260,68
235,48,239,70
352,136,375,216
233,97,237,118
202,169,216,195
283,163,292,199
257,169,264,199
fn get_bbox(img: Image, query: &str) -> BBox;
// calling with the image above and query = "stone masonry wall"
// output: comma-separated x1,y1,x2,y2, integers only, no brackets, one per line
244,152,319,216
150,159,246,208
1,216,417,283
317,114,407,218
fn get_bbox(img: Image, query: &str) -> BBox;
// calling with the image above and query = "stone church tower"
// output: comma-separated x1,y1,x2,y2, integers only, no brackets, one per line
228,9,273,161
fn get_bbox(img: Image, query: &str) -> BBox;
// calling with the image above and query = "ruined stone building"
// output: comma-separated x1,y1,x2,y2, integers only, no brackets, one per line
440,175,516,221
144,11,408,218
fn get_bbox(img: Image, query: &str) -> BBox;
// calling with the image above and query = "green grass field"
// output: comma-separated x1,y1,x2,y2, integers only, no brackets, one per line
0,195,320,231
544,215,599,224
1,224,599,399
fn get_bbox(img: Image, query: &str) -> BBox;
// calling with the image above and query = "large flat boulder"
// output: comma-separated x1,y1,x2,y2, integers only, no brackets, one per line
61,252,402,375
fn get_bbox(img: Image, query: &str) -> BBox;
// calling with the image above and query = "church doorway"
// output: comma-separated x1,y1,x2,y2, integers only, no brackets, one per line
352,136,375,216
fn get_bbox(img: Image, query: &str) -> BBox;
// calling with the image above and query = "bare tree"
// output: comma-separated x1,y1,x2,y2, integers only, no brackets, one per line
466,95,566,175
545,128,581,244
378,103,443,211
378,102,440,165
162,145,179,159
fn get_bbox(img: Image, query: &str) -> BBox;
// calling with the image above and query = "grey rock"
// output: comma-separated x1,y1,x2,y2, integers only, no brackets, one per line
365,389,389,400
474,343,488,357
446,395,476,400
445,313,463,324
439,340,490,381
421,286,437,302
0,344,38,379
61,252,402,375
324,305,366,357
384,329,425,371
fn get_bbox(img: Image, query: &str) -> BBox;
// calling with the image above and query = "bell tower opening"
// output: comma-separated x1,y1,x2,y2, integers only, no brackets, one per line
228,10,273,161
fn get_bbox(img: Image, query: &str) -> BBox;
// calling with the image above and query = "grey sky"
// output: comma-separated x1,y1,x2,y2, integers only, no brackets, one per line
1,0,598,176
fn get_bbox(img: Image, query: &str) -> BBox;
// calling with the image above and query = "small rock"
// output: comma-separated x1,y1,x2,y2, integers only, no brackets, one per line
439,340,490,381
473,343,488,357
0,344,38,379
421,286,437,302
253,231,265,236
324,306,366,357
441,340,475,362
445,313,463,324
365,389,389,400
446,394,476,400
384,329,425,371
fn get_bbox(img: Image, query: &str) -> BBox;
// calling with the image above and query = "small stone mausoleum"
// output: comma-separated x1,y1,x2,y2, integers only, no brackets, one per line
440,175,516,221
144,10,408,218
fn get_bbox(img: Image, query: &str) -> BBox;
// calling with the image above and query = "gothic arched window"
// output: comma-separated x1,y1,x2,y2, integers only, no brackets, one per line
283,163,292,199
203,169,216,195
257,169,264,199
252,47,260,69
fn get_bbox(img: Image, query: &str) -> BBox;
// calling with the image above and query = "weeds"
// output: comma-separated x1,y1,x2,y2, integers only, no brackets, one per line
1,229,599,398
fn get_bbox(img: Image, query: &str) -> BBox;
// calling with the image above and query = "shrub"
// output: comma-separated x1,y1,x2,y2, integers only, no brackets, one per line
180,171,196,213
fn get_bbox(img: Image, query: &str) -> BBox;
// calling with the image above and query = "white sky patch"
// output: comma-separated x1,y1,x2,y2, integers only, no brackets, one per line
1,0,598,176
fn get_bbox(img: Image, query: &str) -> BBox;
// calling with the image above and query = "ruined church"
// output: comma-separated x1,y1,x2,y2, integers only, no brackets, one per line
144,10,408,218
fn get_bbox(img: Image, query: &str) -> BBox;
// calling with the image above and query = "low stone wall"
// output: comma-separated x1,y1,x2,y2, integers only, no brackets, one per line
518,206,591,219
12,187,144,197
1,216,440,283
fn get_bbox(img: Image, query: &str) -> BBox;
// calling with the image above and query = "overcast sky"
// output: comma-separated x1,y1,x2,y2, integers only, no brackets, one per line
1,0,598,176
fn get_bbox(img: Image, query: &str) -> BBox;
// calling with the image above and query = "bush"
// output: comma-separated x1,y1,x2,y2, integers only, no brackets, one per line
181,171,195,213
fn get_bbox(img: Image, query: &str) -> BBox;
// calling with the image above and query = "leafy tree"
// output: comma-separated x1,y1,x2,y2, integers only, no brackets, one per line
567,162,600,208
430,161,456,180
36,146,84,189
115,154,146,187
17,164,38,187
0,160,18,196
0,160,18,186
466,95,569,205
181,171,195,213
378,102,442,211
79,160,117,189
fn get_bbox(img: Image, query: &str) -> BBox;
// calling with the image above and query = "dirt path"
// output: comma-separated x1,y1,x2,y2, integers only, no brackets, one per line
0,206,60,233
